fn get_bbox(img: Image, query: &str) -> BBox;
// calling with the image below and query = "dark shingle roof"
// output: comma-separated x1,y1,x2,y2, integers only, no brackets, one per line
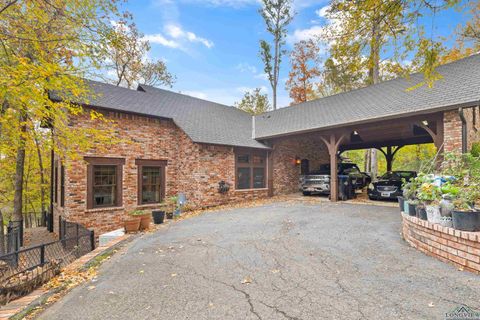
77,81,269,149
254,53,480,139
68,54,480,148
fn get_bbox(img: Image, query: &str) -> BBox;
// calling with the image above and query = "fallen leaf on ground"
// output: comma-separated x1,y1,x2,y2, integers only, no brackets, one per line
171,273,177,277
241,276,252,284
271,269,280,274
87,285,95,290
428,302,435,307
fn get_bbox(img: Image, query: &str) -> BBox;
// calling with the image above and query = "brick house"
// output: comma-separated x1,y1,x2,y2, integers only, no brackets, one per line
51,54,480,235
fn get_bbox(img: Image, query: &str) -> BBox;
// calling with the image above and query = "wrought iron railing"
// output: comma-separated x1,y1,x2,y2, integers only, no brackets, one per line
0,218,95,304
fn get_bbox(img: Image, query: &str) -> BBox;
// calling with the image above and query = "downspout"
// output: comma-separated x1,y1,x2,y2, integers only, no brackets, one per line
458,107,467,154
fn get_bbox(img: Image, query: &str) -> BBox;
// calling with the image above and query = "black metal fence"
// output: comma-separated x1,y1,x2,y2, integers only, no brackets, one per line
0,222,22,255
0,218,95,304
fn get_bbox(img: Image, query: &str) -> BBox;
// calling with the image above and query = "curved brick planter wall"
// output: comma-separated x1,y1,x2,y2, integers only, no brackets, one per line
402,213,480,273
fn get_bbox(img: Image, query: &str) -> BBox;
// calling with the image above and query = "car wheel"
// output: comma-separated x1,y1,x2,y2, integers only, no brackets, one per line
302,191,311,196
368,196,375,200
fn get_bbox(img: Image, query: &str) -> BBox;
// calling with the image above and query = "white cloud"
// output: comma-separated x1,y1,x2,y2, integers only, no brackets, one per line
144,34,181,48
153,0,325,9
254,72,269,81
236,63,257,74
186,0,259,7
288,25,327,44
144,24,214,50
315,5,330,18
288,4,341,46
236,86,268,94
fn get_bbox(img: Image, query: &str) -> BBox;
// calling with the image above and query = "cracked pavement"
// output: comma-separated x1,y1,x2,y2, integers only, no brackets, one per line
37,201,480,319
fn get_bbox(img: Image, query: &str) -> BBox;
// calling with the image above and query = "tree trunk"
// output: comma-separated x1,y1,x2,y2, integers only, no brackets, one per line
0,210,4,254
12,113,26,229
34,134,46,217
272,38,279,110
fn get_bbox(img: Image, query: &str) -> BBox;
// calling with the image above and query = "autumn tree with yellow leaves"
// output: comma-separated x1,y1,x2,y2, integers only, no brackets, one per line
0,0,128,231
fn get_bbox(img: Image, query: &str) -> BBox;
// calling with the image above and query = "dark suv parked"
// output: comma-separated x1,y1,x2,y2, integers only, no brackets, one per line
367,171,416,200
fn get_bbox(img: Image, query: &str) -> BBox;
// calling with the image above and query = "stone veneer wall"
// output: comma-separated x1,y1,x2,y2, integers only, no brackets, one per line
271,133,329,195
402,213,480,273
53,109,268,236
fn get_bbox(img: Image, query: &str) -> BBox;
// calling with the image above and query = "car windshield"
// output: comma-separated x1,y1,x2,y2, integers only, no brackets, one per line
379,171,415,181
341,164,360,174
310,164,329,175
309,163,360,175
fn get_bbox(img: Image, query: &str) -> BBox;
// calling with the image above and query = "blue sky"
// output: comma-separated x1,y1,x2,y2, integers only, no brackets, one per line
119,0,467,108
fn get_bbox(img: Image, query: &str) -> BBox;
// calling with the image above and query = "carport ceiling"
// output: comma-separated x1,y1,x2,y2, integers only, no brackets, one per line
338,114,437,151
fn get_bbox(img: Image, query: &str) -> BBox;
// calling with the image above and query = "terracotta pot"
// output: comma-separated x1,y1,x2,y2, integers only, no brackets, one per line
124,217,141,233
139,214,151,230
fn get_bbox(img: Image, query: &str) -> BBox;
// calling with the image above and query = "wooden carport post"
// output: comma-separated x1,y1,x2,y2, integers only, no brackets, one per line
377,145,404,172
320,133,347,202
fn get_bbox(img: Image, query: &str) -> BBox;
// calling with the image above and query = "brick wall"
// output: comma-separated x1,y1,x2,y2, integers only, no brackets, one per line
271,133,329,195
443,110,463,153
402,213,480,273
443,107,480,153
54,108,268,236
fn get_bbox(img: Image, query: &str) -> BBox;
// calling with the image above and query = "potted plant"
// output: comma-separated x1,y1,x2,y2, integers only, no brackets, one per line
452,186,480,231
417,182,441,224
152,208,166,224
439,183,459,217
407,199,419,217
415,203,428,220
124,214,141,233
165,196,178,219
443,151,480,231
131,209,151,230
402,180,417,215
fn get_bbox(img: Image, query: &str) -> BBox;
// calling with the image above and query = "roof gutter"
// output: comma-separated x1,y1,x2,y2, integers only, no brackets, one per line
458,107,468,153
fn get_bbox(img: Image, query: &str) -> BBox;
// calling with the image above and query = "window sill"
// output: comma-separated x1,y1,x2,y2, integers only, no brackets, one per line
136,203,166,209
86,206,124,213
234,188,269,192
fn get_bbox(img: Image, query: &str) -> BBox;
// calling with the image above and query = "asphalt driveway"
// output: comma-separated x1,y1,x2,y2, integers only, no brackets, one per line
38,201,480,320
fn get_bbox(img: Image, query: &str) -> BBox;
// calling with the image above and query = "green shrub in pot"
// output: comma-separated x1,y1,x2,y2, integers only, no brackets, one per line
452,185,480,231
443,151,480,231
439,183,459,217
417,182,441,224
402,179,419,215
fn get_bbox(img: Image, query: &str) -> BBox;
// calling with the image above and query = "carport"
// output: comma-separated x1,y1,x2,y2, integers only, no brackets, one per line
255,54,480,201
308,112,443,201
